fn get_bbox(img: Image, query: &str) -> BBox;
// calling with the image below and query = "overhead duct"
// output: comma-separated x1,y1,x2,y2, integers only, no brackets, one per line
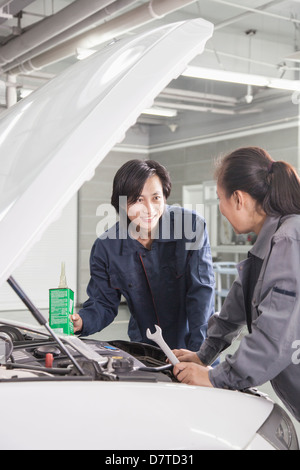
6,0,198,75
0,0,118,65
2,0,140,73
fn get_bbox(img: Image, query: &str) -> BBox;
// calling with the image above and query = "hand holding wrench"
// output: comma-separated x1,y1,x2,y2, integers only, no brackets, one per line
146,324,179,366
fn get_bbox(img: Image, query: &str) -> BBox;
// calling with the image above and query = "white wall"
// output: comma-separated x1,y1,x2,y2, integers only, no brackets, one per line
152,126,300,206
0,196,78,311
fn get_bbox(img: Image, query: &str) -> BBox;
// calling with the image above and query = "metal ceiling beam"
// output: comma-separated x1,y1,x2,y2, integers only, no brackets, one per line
212,0,300,29
0,1,13,8
205,47,278,70
0,0,35,26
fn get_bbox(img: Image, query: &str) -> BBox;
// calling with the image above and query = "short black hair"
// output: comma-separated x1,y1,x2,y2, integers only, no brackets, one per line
111,159,172,213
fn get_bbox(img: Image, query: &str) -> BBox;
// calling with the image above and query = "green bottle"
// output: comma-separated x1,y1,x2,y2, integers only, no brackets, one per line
49,262,74,335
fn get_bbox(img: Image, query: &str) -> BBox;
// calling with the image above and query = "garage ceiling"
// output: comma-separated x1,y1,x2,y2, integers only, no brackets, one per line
0,0,299,137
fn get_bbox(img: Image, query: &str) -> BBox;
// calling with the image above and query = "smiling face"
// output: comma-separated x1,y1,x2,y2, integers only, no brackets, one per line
127,175,165,238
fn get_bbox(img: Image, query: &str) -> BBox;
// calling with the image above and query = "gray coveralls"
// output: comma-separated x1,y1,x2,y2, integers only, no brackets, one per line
198,215,300,421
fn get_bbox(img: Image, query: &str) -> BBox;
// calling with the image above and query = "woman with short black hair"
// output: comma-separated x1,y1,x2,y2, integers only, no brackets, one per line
72,159,215,352
173,147,300,422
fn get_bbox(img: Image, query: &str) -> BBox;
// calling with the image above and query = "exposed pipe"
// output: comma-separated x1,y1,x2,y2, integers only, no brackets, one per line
154,99,238,115
6,0,198,75
161,87,238,105
205,48,278,70
2,0,140,73
5,72,16,107
0,0,118,66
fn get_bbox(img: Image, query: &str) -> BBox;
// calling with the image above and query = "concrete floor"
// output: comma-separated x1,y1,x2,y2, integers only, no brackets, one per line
1,304,300,444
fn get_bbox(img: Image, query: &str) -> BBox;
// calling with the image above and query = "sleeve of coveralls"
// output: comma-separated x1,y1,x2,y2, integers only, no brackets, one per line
78,240,121,337
197,275,247,366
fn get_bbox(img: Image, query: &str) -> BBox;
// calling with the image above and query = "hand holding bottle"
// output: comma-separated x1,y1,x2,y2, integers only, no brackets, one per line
71,313,83,333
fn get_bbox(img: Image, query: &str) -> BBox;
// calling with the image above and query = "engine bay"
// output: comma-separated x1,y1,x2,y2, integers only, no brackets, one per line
0,324,175,383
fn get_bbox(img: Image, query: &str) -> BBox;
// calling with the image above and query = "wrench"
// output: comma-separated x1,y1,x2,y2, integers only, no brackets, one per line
146,324,179,366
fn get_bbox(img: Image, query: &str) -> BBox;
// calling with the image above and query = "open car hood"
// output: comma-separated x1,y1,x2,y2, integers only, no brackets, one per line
0,18,213,286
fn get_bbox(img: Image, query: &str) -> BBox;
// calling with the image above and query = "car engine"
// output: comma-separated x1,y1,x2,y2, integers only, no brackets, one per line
0,324,175,383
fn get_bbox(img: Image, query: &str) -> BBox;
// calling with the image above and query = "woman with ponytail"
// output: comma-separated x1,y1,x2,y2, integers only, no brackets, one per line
173,147,300,422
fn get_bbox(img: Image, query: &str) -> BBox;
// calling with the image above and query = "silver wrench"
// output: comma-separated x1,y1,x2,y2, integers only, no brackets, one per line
146,324,179,366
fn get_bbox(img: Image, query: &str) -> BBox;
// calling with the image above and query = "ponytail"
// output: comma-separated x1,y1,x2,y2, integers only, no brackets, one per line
215,147,300,216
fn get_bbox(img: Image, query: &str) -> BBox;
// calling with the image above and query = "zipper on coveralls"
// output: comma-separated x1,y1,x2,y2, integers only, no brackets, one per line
139,254,161,327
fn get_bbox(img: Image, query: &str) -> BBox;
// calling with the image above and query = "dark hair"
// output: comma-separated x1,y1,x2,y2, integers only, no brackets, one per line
215,146,300,216
111,159,172,213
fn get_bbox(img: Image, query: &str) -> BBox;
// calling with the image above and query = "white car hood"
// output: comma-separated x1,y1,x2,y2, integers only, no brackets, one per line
0,381,274,450
0,18,213,287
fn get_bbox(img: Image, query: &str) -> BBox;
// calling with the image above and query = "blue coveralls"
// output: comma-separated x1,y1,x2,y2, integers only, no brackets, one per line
78,205,215,351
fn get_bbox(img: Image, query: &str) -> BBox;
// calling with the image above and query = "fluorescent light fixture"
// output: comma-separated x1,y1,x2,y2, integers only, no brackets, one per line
182,66,300,92
142,107,178,117
76,47,97,60
20,88,33,99
285,51,300,63
0,8,13,19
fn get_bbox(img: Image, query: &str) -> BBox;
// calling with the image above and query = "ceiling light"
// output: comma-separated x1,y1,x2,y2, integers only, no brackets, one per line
0,8,13,19
285,51,300,63
182,66,300,92
142,107,178,117
19,88,33,99
76,48,97,60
